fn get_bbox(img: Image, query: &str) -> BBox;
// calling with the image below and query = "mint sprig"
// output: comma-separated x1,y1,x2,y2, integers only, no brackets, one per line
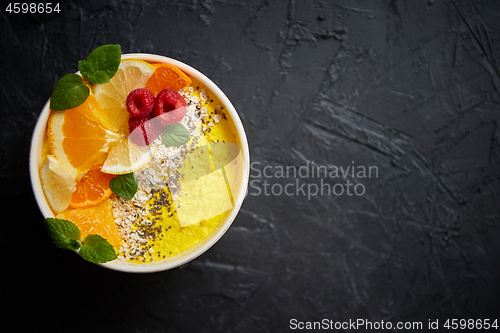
78,44,121,84
79,235,117,263
44,218,117,264
50,74,90,111
110,173,138,200
50,44,122,110
44,218,82,251
162,123,191,147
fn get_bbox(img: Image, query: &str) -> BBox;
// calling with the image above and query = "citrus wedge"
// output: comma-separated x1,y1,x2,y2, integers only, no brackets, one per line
48,101,121,180
101,136,156,174
93,59,155,131
40,155,77,214
70,165,115,208
74,94,118,132
57,199,122,248
145,63,192,95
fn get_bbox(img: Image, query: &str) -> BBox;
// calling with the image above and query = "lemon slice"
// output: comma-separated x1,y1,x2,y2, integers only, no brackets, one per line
93,59,155,131
101,136,156,175
40,155,77,213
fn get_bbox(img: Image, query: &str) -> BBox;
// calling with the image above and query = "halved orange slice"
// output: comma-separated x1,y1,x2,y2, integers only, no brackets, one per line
145,64,192,95
57,199,122,248
69,165,115,208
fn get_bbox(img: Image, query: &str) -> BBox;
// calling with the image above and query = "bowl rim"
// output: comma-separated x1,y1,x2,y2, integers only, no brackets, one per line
29,53,250,273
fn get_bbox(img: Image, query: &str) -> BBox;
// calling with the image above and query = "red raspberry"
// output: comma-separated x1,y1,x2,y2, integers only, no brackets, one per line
126,88,155,118
153,88,187,125
128,114,164,146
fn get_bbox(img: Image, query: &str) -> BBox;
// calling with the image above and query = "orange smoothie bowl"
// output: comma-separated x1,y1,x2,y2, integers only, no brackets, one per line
30,53,250,273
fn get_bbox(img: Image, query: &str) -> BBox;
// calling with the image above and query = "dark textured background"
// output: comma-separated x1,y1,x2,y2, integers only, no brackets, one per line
1,0,499,332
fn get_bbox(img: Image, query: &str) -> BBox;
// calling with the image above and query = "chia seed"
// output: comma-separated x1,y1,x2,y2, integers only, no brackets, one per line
112,86,214,262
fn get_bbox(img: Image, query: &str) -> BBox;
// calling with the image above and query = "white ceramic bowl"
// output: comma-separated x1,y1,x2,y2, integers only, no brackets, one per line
30,53,250,273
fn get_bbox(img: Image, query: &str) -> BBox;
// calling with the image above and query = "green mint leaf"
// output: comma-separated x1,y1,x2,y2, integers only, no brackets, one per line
44,218,82,251
162,123,191,147
50,73,90,110
79,235,117,263
85,44,121,84
78,60,92,79
110,173,138,200
89,70,110,84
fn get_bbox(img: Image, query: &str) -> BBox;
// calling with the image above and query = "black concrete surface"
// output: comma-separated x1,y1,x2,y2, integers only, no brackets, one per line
1,0,499,332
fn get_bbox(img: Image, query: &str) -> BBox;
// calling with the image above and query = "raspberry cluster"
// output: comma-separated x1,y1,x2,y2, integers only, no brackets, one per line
127,88,187,146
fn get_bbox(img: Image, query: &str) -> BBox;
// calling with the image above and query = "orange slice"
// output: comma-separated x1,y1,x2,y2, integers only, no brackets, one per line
48,97,121,180
75,94,118,132
145,64,192,95
57,199,122,248
69,165,115,208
